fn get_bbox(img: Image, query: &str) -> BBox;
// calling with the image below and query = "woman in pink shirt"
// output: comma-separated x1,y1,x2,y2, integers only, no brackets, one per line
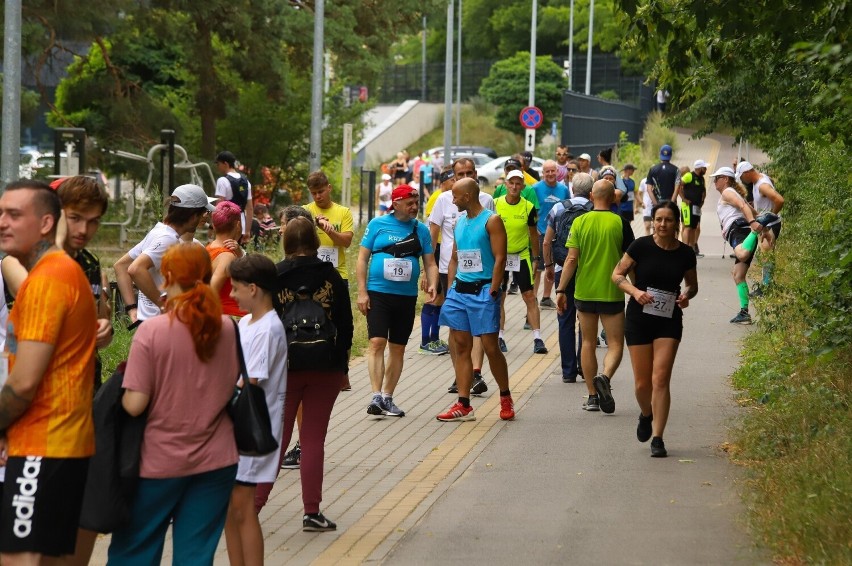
108,243,240,565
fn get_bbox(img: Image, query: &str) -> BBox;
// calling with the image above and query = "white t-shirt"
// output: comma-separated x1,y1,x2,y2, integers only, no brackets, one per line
640,177,653,217
215,172,254,233
128,222,180,321
428,190,495,273
752,173,777,213
377,182,393,204
236,310,288,483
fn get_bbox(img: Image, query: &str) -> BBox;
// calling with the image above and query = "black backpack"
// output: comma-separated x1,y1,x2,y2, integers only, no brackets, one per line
552,200,593,265
281,285,337,371
226,174,250,210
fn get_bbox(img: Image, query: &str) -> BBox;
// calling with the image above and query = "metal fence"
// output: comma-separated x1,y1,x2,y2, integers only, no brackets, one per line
560,90,653,158
376,52,650,106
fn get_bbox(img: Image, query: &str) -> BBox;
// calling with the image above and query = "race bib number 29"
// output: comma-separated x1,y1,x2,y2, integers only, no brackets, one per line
457,249,483,273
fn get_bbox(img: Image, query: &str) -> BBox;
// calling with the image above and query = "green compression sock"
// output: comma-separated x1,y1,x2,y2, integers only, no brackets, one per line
741,230,759,254
737,281,749,310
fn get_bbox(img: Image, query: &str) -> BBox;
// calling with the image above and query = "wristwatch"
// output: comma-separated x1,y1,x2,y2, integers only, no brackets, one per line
532,255,542,261
555,289,566,294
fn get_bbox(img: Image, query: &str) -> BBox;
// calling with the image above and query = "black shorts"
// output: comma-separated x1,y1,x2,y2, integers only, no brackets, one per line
625,309,683,345
0,456,89,556
501,256,534,293
438,271,448,296
367,291,417,344
726,219,754,265
575,300,625,315
684,214,701,229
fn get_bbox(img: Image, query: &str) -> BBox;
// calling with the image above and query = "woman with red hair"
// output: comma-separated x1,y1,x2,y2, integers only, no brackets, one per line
207,200,247,317
108,243,240,565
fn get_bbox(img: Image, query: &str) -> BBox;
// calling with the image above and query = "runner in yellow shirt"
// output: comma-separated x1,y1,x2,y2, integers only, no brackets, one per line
303,170,354,281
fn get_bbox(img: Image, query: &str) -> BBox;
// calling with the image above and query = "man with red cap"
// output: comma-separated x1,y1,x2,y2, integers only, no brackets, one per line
356,185,438,419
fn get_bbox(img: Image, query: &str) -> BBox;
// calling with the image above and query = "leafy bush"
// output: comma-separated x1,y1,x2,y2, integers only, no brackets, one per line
730,139,852,564
479,52,567,138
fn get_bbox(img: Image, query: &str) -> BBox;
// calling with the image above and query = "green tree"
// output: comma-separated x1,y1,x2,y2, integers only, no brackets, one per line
479,52,567,136
619,0,850,155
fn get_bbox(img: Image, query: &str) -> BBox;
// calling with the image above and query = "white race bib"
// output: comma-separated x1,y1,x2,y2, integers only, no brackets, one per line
642,287,677,319
0,353,8,387
318,246,339,267
692,205,701,216
457,249,483,273
383,258,412,282
505,253,521,273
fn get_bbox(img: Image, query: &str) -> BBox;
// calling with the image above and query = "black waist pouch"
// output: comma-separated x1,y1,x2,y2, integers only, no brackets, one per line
454,279,490,294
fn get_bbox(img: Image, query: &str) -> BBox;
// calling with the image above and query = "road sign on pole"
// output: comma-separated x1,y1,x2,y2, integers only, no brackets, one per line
525,129,536,152
519,106,544,130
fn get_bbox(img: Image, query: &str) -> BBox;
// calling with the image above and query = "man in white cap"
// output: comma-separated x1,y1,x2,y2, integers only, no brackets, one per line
674,159,709,256
115,184,216,325
736,161,784,290
576,153,598,180
376,173,394,216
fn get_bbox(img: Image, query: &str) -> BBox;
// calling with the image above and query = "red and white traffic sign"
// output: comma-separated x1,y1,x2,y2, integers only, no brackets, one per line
519,106,544,130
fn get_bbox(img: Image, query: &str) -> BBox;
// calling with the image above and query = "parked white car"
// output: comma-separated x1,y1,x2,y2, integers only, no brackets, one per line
476,155,545,186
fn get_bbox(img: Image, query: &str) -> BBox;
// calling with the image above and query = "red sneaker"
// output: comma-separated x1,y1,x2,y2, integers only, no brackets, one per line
500,395,515,420
436,402,475,422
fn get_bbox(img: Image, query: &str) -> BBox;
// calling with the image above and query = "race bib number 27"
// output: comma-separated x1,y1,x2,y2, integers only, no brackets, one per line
642,287,677,318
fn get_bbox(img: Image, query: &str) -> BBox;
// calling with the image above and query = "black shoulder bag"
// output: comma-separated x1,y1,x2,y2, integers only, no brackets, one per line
227,320,279,456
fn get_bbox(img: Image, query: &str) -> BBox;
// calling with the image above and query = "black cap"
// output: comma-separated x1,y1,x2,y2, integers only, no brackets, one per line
504,158,523,170
439,169,455,183
521,151,533,163
215,151,236,167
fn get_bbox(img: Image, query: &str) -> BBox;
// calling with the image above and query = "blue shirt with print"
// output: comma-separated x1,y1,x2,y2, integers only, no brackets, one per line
361,214,433,296
532,180,570,234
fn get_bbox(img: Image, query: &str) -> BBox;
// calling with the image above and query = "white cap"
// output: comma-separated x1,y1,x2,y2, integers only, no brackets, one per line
170,184,216,212
578,153,591,161
693,159,709,169
710,166,735,179
735,161,754,182
381,173,391,181
505,170,525,182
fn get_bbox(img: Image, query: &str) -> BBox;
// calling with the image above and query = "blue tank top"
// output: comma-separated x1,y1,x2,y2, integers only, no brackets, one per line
454,209,496,283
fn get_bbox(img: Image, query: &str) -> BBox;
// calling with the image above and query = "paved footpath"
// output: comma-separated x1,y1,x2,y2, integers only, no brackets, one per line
89,131,770,564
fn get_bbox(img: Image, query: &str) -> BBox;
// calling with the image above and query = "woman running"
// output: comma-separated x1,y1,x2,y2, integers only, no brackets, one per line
612,201,698,457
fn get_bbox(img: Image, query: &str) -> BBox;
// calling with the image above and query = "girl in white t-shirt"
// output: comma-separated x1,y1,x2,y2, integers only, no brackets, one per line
223,254,287,566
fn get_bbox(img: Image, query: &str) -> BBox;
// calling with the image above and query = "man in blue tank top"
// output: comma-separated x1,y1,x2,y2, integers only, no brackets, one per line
436,178,516,423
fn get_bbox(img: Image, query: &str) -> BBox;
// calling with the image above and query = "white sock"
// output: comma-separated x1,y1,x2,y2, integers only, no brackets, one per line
382,392,392,399
499,329,505,338
372,391,381,398
533,329,542,340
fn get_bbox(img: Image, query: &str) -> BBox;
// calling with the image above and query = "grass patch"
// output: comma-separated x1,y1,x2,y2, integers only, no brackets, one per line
407,102,523,158
726,139,852,564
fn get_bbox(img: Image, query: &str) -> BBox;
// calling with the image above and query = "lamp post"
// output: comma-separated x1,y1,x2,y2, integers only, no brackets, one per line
585,0,594,95
309,0,324,172
443,0,454,162
1,0,22,189
455,0,462,146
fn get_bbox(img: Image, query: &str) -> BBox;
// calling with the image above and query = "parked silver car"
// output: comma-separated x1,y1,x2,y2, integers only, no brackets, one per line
476,155,545,186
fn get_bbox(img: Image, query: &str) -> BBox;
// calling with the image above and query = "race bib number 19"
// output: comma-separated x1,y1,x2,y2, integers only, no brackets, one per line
457,249,483,273
318,246,339,267
642,287,677,318
383,258,412,282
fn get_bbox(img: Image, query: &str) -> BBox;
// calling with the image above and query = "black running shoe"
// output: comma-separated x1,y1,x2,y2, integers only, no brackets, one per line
754,212,781,228
730,309,752,325
471,372,488,395
593,374,615,414
447,380,458,394
281,441,301,469
508,282,519,295
532,338,548,354
637,413,653,443
582,395,600,411
303,512,337,532
650,436,667,457
366,395,385,416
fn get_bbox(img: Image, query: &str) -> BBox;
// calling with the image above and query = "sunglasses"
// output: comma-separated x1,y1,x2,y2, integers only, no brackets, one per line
556,152,568,157
567,168,578,172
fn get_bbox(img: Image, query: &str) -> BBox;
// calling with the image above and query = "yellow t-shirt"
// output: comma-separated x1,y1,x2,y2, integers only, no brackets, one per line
303,201,354,279
7,251,97,457
425,189,443,243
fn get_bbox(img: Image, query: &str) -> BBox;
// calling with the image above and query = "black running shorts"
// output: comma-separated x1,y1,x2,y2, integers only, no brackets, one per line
0,456,89,556
366,291,417,345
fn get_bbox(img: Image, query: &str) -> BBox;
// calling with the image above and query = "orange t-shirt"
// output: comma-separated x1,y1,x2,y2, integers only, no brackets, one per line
6,251,97,458
206,244,247,317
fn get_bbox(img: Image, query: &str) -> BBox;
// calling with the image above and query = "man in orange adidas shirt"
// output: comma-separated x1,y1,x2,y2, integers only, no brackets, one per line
0,180,97,562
